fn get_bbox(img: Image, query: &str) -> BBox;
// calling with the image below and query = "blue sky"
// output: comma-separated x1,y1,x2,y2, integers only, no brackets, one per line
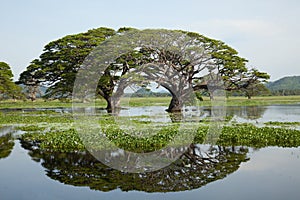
1,0,299,81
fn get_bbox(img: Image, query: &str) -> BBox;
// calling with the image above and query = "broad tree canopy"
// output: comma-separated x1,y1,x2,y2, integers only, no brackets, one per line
19,27,270,111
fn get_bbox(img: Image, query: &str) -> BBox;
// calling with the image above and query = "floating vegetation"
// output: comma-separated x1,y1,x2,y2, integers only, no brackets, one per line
218,124,300,148
16,125,46,132
21,129,85,152
20,122,300,152
264,121,300,126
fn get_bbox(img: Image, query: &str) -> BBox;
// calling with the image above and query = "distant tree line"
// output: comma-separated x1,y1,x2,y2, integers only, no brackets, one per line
125,87,171,98
266,76,300,96
270,89,300,96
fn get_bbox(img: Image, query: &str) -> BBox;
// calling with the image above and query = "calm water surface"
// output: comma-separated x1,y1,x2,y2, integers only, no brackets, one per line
1,104,300,200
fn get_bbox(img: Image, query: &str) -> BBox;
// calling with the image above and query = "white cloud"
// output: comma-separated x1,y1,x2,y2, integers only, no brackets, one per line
185,18,300,80
187,19,288,40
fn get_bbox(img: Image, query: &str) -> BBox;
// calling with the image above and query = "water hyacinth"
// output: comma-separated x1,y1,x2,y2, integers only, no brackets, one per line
20,123,300,152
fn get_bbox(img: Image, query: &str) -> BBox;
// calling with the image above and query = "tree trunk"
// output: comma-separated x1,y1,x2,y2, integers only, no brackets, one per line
166,95,183,113
28,85,39,101
245,91,252,99
209,91,214,100
104,96,114,113
30,90,36,101
105,96,121,115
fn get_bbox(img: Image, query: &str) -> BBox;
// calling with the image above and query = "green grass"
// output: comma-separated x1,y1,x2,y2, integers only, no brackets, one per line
0,112,73,125
121,97,171,107
0,99,74,109
200,95,300,106
1,95,300,109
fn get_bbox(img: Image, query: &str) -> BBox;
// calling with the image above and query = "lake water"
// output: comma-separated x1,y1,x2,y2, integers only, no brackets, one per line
1,104,300,199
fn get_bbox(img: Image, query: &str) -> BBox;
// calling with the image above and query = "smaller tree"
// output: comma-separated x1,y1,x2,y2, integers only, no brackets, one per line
239,69,270,99
243,83,270,99
17,59,43,101
0,62,24,100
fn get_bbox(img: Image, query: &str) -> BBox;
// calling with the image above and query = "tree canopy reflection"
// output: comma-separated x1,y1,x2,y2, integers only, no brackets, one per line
226,106,267,120
0,133,14,159
21,141,249,192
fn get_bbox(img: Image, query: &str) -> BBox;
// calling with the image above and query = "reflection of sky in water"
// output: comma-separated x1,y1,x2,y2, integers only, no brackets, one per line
230,104,300,125
118,106,209,123
1,140,300,200
261,105,300,122
1,103,300,199
119,106,171,122
177,147,300,200
2,104,299,124
117,104,300,125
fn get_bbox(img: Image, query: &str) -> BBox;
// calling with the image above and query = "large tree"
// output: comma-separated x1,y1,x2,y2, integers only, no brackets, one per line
19,28,269,112
98,30,269,112
0,62,24,100
79,29,246,112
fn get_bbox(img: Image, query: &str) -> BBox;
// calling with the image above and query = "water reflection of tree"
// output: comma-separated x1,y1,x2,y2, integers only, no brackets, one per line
21,141,249,192
226,106,267,120
0,133,14,159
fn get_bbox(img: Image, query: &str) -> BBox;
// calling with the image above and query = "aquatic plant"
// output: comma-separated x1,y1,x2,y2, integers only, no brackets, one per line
264,121,300,126
20,123,300,152
218,124,300,148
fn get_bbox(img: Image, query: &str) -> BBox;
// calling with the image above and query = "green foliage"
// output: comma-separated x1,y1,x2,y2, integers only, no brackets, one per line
194,91,204,101
0,62,24,100
18,27,269,111
17,59,44,101
19,27,117,99
242,83,271,99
